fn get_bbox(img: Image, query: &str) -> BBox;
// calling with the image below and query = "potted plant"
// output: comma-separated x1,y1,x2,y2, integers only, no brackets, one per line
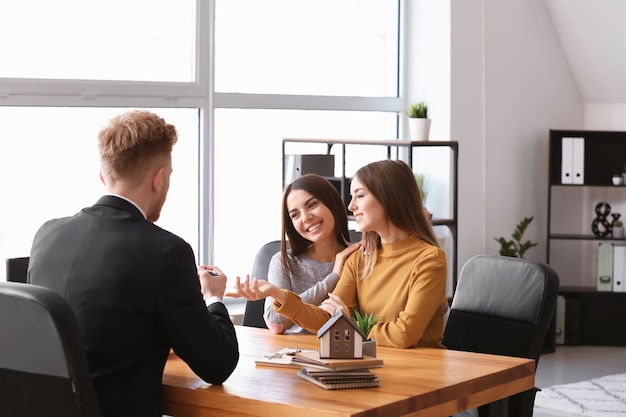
613,220,625,238
414,173,433,219
613,173,624,185
493,216,538,258
353,310,377,357
408,101,431,141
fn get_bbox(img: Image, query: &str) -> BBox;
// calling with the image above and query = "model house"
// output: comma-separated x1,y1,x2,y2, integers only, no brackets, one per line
317,312,366,359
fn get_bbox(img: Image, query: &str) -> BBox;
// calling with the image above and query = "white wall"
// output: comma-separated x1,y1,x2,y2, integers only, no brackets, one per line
449,0,584,270
586,103,626,130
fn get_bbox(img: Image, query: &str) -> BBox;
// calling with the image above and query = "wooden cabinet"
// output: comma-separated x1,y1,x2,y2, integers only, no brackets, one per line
548,130,626,346
282,138,459,295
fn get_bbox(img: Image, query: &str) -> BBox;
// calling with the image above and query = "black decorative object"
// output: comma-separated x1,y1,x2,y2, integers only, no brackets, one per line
611,213,621,225
591,202,612,237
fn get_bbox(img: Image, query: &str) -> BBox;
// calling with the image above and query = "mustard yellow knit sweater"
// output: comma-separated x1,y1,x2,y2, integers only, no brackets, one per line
274,235,447,348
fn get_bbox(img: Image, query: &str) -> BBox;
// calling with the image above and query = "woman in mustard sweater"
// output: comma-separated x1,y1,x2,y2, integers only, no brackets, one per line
229,159,448,349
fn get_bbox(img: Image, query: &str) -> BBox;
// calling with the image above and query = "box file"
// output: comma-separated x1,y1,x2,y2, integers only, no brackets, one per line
572,137,585,184
284,154,335,186
555,295,565,345
597,242,613,292
561,138,573,184
614,244,626,292
561,137,585,184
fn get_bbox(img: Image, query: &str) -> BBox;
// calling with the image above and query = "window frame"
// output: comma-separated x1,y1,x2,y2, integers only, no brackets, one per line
0,0,410,313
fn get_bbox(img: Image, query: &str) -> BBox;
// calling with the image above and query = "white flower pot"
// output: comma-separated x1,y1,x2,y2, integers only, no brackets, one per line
409,118,431,141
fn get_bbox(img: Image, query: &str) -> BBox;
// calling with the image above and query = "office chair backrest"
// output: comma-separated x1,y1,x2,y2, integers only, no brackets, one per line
442,255,559,417
5,256,29,283
242,240,281,328
444,255,559,361
0,281,101,417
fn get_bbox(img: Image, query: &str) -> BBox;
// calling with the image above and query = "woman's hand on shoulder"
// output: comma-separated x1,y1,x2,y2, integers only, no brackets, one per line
332,243,361,275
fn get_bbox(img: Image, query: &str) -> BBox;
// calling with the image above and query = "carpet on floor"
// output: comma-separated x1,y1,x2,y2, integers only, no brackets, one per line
535,373,626,417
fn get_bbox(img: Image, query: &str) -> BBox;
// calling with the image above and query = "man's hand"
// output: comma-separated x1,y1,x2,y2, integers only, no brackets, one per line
197,265,227,300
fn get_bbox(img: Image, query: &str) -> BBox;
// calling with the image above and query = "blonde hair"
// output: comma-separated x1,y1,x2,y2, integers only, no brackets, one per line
98,110,178,183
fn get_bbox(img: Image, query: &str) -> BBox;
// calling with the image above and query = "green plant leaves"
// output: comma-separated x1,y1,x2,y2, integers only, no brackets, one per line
408,101,428,118
353,310,377,339
493,216,538,258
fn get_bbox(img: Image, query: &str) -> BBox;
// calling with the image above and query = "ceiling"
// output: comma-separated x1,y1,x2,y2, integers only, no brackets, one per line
545,0,626,103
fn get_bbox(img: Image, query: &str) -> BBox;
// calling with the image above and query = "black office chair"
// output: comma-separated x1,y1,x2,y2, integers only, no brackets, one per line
0,281,101,417
5,256,29,283
241,240,281,328
442,255,559,417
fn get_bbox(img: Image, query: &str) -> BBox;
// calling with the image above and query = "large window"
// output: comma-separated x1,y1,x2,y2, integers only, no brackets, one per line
0,107,199,263
214,0,399,96
0,1,404,315
0,1,196,82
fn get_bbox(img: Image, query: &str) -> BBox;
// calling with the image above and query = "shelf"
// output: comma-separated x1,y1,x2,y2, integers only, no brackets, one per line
550,183,626,188
559,286,626,293
548,129,626,347
283,137,457,147
549,234,626,240
283,138,458,296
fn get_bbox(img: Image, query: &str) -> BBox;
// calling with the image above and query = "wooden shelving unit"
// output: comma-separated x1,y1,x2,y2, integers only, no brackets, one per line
548,129,626,347
282,138,459,294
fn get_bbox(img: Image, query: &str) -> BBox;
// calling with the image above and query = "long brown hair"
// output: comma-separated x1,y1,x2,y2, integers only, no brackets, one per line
280,174,350,273
354,160,439,277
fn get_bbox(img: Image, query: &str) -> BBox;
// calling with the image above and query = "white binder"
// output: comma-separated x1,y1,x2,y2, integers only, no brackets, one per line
562,137,585,184
613,245,625,292
572,137,585,184
561,137,573,184
597,242,614,292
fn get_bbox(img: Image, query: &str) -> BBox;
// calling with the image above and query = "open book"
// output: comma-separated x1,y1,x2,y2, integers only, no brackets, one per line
255,347,317,369
255,348,383,371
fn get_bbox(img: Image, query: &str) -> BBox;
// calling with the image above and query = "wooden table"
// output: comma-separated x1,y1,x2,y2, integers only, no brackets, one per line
162,325,534,417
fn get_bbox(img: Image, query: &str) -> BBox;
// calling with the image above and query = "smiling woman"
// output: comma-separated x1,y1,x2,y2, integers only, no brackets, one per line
261,173,358,334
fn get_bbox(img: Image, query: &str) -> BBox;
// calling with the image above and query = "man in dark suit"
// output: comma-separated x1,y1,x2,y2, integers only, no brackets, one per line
28,110,239,417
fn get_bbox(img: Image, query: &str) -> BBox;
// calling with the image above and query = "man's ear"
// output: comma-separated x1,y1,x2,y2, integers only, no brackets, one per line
152,167,165,192
99,169,106,185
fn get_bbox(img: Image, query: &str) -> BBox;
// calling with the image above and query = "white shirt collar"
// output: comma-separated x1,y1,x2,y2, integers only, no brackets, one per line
106,193,147,219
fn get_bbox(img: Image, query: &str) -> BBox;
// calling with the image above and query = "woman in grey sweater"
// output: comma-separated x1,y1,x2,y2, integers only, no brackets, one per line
263,174,360,333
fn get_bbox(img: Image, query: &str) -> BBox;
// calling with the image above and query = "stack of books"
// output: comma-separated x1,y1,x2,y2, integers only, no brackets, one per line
255,348,383,390
296,367,379,390
292,350,382,390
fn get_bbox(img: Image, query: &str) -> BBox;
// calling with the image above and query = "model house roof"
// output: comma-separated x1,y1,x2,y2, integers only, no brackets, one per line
317,312,365,339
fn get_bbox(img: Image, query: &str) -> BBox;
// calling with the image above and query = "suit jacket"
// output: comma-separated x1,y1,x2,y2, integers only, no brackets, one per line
28,195,239,417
